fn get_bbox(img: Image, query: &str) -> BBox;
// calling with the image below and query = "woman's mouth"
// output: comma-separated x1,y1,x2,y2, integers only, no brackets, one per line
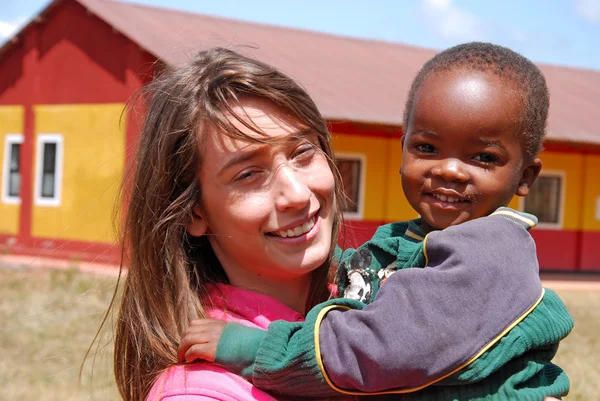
270,215,316,238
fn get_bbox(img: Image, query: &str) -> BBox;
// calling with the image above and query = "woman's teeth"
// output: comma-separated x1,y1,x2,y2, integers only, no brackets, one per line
433,193,462,203
275,216,315,238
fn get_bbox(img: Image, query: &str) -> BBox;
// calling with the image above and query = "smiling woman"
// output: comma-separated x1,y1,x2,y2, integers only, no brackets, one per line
187,98,336,312
101,48,346,401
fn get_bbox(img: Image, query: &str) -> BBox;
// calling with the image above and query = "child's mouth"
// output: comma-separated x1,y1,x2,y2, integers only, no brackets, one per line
431,193,468,203
425,193,471,209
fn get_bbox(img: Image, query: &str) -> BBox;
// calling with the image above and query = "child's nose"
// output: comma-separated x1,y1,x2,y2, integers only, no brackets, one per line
432,158,470,182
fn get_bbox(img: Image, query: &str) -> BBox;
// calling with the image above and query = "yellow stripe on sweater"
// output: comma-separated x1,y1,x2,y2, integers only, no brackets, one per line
491,210,536,228
314,289,546,395
405,230,424,241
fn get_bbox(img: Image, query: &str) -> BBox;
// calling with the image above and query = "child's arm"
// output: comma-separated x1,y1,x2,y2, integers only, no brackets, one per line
184,210,544,397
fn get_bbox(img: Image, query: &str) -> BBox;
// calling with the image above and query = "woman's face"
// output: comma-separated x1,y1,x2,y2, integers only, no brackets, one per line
189,98,336,283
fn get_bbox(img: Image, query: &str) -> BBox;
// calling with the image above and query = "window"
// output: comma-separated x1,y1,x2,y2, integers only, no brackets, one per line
2,134,24,204
522,173,564,227
34,134,64,206
335,153,366,219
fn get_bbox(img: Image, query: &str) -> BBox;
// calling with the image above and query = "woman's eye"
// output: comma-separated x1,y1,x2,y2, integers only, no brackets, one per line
234,170,259,182
416,144,437,154
293,145,316,161
473,153,499,164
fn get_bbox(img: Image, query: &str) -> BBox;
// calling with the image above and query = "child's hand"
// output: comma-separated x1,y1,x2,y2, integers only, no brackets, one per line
178,319,227,363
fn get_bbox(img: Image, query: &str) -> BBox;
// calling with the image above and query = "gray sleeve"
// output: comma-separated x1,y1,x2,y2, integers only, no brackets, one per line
318,214,543,392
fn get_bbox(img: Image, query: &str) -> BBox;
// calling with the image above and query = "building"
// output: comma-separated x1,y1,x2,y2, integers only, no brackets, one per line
1,0,599,271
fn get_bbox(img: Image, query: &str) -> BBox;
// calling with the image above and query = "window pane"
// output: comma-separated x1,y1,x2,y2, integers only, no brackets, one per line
41,173,55,198
8,172,20,197
524,176,561,224
8,143,21,197
43,143,57,173
335,159,361,213
10,143,19,171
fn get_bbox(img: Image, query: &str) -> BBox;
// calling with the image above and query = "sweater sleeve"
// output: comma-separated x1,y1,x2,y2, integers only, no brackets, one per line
315,209,543,394
217,209,544,397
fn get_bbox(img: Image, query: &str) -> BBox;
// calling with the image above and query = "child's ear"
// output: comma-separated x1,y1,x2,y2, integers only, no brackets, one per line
399,135,406,175
187,204,208,236
516,158,542,197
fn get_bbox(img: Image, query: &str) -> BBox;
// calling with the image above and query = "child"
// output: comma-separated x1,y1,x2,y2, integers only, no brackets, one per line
178,42,573,400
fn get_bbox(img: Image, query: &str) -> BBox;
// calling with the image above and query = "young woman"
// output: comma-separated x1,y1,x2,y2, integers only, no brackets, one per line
110,47,346,401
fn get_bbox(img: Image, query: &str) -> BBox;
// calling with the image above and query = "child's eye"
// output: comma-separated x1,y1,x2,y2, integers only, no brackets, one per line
473,153,499,164
415,144,437,154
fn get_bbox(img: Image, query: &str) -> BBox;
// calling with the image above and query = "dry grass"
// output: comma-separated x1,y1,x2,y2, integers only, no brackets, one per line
0,266,120,401
550,288,600,401
0,266,597,401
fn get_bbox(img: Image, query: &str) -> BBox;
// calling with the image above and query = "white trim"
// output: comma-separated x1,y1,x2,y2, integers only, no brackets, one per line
34,133,64,207
519,170,565,229
335,152,367,220
2,134,24,205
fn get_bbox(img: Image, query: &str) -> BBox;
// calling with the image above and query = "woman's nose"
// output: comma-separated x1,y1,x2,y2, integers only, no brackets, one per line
275,165,312,211
432,158,470,182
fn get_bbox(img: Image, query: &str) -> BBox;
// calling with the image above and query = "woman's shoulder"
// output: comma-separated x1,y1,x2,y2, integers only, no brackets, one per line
146,363,278,401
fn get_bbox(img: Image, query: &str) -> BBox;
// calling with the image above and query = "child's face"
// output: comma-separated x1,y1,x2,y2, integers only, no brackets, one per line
188,97,336,285
402,68,541,232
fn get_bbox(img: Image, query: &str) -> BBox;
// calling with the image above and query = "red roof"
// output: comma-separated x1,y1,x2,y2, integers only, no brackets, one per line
4,0,600,145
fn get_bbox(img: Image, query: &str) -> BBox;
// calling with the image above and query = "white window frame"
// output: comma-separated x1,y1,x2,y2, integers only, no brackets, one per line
519,170,565,229
335,152,367,220
34,133,64,207
2,134,24,204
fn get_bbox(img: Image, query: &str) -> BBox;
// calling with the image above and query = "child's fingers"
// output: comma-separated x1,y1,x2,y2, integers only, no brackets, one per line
177,319,227,363
178,331,210,362
184,343,215,363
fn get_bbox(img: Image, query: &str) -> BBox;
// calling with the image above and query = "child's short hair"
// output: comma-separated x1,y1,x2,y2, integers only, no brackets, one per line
403,42,549,159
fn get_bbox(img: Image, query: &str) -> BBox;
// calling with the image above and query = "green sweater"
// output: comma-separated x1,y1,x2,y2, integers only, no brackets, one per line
214,208,573,400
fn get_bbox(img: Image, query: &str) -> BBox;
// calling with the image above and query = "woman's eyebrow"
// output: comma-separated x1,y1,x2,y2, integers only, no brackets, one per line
219,148,264,174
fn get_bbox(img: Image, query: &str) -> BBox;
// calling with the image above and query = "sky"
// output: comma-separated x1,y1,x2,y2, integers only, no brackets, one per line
1,0,600,70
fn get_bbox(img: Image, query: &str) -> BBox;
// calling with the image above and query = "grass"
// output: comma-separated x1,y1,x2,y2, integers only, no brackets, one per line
0,266,120,401
0,266,597,401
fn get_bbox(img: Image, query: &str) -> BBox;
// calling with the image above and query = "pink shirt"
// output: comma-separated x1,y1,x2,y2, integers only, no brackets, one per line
146,284,306,401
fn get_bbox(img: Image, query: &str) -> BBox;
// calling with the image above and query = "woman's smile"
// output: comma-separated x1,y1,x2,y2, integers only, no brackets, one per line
267,213,320,245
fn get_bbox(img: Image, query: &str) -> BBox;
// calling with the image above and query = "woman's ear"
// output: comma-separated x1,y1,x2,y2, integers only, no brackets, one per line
516,158,542,197
187,205,208,236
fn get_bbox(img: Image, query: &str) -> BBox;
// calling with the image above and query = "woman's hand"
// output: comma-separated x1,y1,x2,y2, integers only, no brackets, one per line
178,319,227,363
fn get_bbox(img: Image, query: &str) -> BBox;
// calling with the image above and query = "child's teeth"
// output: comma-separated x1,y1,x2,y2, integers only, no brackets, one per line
287,229,295,237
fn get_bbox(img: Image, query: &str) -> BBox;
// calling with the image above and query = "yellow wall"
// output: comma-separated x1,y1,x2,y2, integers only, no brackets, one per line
507,150,585,229
536,151,584,230
582,154,600,231
331,133,416,222
31,104,125,243
385,137,419,221
0,106,23,235
331,134,388,220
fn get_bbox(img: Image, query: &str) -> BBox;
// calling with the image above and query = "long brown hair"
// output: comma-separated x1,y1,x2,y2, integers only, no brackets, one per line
109,48,344,401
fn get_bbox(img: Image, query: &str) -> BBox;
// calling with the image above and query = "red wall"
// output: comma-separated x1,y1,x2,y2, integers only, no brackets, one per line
0,0,156,264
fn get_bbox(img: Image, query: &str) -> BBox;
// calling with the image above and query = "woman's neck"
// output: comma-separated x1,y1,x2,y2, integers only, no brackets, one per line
224,270,312,315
